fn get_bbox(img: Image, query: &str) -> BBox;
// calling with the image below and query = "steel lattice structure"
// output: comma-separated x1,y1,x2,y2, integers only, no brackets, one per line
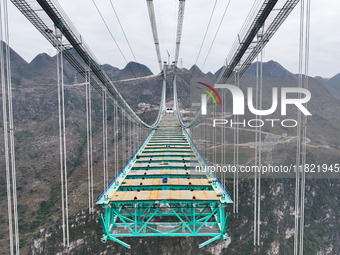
97,115,232,248
174,0,186,65
146,0,163,71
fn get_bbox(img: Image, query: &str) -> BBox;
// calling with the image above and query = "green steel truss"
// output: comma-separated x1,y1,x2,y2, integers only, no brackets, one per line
99,201,230,249
97,115,232,249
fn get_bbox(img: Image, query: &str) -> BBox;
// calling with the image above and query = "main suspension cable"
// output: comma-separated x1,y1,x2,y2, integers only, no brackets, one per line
109,0,137,62
195,0,217,65
91,0,128,63
174,0,186,65
201,0,232,69
146,0,163,71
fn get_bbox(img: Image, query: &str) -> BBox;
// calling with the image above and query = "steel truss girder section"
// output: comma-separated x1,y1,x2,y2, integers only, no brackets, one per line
146,0,163,71
237,0,300,77
99,201,230,249
217,0,279,84
217,0,300,84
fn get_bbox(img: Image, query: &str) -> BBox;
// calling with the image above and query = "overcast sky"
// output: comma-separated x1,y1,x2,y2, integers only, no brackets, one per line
7,0,340,78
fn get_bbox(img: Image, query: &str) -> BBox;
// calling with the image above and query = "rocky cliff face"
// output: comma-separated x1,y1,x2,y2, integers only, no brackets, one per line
30,179,340,255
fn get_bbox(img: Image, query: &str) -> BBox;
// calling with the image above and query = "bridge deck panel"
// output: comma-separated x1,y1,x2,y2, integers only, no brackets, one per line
110,190,219,201
121,178,211,186
103,116,229,204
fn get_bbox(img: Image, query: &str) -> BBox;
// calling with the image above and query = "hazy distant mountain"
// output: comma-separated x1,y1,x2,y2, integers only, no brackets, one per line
326,73,340,99
214,60,294,79
243,60,294,78
189,64,205,76
0,42,154,87
19,53,59,85
1,40,27,84
102,62,153,82
121,62,153,79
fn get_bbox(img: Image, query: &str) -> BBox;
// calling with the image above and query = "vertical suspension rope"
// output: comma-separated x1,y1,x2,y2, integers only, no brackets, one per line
56,28,69,247
56,30,65,246
295,0,311,254
128,116,130,162
102,89,108,191
138,125,141,147
105,93,108,188
257,45,263,247
236,70,240,214
130,118,133,154
122,110,124,166
136,123,139,151
114,101,118,181
254,56,259,246
221,89,225,193
294,1,304,253
85,67,92,213
121,110,124,166
133,122,136,152
222,90,226,189
135,123,139,151
102,91,106,191
132,119,135,152
131,119,133,153
1,34,14,253
136,124,139,148
213,103,216,170
125,112,128,164
131,120,133,153
126,115,129,160
204,117,206,160
122,110,126,164
233,73,236,214
61,34,69,247
299,2,310,253
137,124,139,150
89,75,94,213
132,121,135,152
132,121,133,155
1,0,19,252
6,38,19,255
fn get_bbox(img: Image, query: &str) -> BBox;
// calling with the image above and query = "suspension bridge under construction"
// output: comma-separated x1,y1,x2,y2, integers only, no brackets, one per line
1,0,312,253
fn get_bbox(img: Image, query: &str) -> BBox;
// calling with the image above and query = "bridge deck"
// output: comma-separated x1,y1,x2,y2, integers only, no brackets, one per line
97,115,232,247
110,190,219,201
120,178,211,186
98,115,231,204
